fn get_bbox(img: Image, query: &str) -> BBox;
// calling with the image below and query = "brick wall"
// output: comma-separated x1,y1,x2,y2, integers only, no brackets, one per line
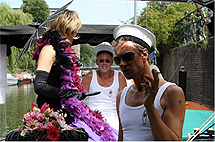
158,37,214,108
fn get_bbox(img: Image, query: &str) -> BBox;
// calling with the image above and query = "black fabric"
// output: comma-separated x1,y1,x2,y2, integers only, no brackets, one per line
5,129,22,141
5,128,89,141
60,128,89,141
34,70,86,111
36,65,62,111
47,64,62,88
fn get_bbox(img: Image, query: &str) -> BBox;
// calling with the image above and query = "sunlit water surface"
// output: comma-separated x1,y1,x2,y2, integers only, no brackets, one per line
0,83,36,138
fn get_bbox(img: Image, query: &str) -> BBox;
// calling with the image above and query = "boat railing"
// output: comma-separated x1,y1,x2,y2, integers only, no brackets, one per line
187,112,215,141
175,4,213,46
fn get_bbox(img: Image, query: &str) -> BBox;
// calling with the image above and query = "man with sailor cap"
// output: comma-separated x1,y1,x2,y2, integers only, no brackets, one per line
112,24,186,141
81,43,127,132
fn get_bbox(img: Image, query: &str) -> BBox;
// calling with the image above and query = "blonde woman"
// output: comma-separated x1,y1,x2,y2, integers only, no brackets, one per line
32,10,86,123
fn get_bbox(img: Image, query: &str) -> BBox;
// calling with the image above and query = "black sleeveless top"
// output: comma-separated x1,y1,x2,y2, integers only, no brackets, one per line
36,64,63,110
35,30,74,111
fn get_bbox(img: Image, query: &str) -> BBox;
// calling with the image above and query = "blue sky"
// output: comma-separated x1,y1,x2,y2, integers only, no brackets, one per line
0,0,147,25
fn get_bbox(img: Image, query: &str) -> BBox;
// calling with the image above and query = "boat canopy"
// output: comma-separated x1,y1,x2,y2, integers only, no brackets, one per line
0,24,118,56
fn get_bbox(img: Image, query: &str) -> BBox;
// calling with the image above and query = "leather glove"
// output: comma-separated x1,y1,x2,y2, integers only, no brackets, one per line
34,70,85,100
63,91,86,100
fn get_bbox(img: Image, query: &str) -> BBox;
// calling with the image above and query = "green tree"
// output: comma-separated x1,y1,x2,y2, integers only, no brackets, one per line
80,44,96,67
22,0,49,23
0,2,33,26
7,47,36,74
0,3,35,73
136,2,196,50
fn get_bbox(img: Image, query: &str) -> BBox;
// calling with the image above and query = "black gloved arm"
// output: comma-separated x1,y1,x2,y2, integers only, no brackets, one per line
34,70,86,100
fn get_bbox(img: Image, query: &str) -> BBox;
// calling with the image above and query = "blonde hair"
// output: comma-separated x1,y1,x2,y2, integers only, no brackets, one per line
49,10,82,39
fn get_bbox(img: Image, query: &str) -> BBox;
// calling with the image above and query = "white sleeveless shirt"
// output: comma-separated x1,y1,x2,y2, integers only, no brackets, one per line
87,70,120,130
119,82,176,141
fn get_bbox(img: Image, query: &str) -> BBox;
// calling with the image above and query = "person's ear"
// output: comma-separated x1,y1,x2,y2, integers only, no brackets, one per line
142,48,149,61
110,58,114,65
96,59,99,65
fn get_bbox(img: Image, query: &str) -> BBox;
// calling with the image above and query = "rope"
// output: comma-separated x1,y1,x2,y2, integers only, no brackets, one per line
168,43,194,81
187,112,215,141
189,115,214,141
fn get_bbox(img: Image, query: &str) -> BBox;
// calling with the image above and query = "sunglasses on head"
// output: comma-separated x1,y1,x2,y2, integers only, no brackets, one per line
114,52,135,65
99,59,111,63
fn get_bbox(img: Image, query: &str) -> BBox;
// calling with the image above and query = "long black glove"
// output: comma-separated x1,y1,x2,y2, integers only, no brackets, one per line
34,70,86,100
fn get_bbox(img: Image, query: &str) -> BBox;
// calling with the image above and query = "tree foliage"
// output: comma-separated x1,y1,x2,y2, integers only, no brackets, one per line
0,3,35,73
7,47,36,74
22,0,49,23
0,2,33,26
80,44,96,67
136,2,196,51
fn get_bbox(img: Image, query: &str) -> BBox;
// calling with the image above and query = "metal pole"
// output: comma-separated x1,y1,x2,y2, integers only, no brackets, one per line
0,44,8,138
134,0,137,25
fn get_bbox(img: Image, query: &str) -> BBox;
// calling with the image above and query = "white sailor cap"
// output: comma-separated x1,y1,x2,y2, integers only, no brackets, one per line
93,44,115,57
113,24,156,52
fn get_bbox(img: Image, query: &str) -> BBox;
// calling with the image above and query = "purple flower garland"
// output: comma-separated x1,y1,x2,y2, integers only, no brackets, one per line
33,38,116,141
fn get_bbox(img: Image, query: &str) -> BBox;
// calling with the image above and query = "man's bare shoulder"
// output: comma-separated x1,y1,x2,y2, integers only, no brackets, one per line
81,71,93,83
118,71,126,78
165,84,184,97
81,71,93,91
162,84,185,109
84,71,93,79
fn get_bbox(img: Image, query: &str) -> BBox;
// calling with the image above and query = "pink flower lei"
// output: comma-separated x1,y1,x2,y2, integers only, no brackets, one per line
33,37,116,141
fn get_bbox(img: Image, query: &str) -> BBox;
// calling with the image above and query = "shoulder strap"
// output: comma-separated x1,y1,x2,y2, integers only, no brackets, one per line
120,87,129,108
89,70,97,87
154,82,176,109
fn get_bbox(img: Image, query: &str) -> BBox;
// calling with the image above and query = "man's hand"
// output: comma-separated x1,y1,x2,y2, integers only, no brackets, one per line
141,69,159,107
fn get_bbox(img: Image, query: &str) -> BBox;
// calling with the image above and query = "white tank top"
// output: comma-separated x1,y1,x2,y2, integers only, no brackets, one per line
88,70,120,130
120,82,176,141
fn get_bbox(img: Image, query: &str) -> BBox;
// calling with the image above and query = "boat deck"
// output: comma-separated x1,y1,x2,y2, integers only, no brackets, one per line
186,101,214,111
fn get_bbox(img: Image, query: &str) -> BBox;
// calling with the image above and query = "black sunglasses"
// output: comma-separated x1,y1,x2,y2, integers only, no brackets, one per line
114,52,135,65
99,59,111,63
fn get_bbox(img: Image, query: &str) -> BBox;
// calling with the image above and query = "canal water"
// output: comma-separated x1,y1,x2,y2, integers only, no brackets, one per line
0,83,36,139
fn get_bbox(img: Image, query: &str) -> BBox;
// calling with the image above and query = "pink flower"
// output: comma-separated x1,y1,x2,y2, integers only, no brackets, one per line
25,119,39,133
29,111,38,119
44,122,54,130
40,103,50,113
23,113,33,122
37,113,45,121
32,103,40,113
36,122,44,131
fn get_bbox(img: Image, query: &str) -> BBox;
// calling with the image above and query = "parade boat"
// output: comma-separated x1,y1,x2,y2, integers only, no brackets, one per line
7,73,18,85
0,0,213,141
183,101,214,141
